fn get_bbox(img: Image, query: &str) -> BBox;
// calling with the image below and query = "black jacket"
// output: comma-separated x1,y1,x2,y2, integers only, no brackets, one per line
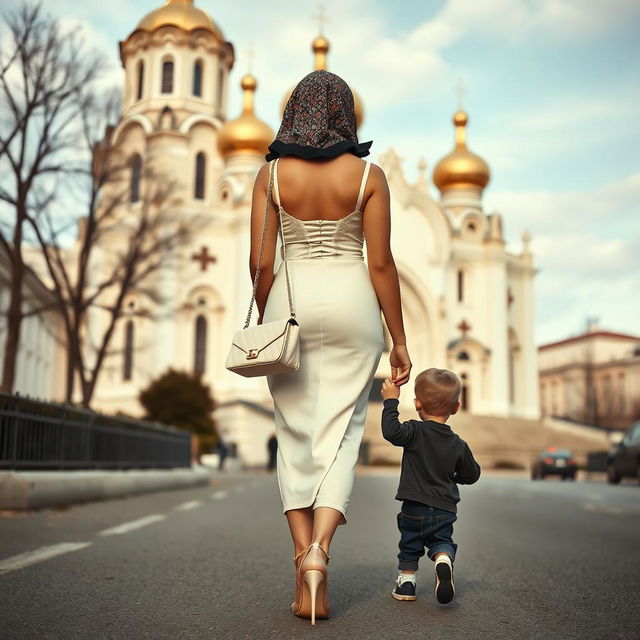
381,398,481,513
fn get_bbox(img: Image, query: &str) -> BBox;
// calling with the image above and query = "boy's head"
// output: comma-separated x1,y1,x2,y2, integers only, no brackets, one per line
413,367,461,420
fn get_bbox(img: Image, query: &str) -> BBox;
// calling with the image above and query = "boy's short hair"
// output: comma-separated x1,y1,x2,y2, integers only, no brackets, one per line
414,368,461,415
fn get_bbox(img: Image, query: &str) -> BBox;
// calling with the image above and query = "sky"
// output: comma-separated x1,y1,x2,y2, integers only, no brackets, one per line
5,0,640,346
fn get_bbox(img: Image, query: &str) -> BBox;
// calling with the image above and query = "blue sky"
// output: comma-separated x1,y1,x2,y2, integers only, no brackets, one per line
8,0,640,345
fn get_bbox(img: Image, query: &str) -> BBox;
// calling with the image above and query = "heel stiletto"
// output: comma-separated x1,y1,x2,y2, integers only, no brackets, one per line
303,570,324,625
295,542,330,624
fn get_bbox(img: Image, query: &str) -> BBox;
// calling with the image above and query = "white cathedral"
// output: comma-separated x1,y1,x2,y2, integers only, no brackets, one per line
81,0,539,465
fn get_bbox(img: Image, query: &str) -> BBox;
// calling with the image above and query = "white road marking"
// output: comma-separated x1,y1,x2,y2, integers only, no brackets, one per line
174,500,202,511
0,542,92,575
97,514,166,536
582,502,626,516
211,490,228,500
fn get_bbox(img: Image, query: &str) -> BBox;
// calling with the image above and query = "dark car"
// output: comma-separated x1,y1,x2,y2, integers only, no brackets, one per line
607,421,640,484
531,447,578,480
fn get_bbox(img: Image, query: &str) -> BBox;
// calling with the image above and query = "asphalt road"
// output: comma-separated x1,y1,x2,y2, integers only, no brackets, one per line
1,470,638,640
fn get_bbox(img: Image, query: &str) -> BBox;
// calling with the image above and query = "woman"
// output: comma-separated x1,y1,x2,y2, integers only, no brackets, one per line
249,69,412,624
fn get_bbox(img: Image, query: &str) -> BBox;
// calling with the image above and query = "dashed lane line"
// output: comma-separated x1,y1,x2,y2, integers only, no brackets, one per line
174,500,203,511
211,490,228,500
582,502,633,516
0,542,92,575
97,514,166,536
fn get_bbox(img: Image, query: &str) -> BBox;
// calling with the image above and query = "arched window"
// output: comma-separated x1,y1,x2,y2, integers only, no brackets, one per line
460,372,469,411
123,320,134,381
217,65,224,108
193,60,203,97
161,59,174,94
194,315,207,374
457,269,464,302
130,154,142,203
194,152,206,199
136,60,144,100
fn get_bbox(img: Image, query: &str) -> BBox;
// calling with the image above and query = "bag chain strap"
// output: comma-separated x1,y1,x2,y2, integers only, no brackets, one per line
243,159,296,329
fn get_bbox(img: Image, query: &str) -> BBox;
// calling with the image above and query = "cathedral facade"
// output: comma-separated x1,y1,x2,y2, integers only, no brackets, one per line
88,0,539,465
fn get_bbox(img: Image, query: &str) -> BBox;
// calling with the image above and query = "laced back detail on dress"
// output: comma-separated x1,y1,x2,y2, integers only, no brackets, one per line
272,158,371,260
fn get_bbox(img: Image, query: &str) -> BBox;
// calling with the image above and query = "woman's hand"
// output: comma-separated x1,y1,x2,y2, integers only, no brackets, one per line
389,344,412,387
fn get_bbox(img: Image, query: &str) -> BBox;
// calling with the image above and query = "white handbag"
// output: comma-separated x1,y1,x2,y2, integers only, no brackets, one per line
225,160,300,378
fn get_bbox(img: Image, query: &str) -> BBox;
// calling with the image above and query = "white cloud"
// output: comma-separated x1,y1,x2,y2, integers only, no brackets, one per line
489,172,640,343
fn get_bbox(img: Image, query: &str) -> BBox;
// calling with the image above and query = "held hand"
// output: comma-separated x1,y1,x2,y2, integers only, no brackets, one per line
380,377,400,401
389,344,412,387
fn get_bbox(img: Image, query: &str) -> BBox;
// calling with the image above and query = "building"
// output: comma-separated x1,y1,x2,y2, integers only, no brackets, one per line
0,244,65,401
539,326,640,430
83,0,540,466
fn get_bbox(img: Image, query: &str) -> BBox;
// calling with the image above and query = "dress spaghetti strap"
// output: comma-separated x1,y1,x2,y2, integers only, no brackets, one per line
272,158,282,207
355,161,371,212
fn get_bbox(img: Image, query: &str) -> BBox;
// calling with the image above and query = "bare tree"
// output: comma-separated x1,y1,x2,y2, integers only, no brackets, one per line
25,91,197,406
2,2,202,407
0,1,104,392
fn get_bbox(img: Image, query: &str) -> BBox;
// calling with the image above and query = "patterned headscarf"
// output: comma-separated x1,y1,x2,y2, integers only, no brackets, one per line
265,69,372,161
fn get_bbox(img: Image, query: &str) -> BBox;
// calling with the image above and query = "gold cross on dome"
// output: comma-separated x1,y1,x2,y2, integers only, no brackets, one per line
457,319,471,337
313,3,331,35
246,41,255,74
454,77,466,110
191,246,217,272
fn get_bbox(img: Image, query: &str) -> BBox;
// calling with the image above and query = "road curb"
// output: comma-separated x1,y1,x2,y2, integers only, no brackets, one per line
0,465,212,510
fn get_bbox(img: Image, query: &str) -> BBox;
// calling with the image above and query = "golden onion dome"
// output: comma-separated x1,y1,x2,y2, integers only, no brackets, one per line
280,34,365,128
134,0,223,39
217,74,274,159
433,110,490,193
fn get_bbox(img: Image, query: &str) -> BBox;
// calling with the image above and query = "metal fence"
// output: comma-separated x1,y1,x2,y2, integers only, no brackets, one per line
0,393,192,470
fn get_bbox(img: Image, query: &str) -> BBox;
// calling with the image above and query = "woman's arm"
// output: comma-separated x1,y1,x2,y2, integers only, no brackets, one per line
363,164,412,386
363,164,407,346
248,162,279,322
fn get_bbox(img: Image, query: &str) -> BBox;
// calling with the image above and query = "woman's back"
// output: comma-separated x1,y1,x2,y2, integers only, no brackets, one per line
273,155,372,222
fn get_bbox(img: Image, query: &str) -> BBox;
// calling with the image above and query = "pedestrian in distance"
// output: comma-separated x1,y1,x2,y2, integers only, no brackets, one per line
267,432,278,472
217,433,228,472
380,367,481,605
252,68,412,624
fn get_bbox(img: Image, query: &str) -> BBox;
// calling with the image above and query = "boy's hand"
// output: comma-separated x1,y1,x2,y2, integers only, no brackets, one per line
380,377,400,401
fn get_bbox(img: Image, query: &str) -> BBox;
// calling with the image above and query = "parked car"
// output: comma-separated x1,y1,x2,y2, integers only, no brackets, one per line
531,447,578,480
607,421,640,484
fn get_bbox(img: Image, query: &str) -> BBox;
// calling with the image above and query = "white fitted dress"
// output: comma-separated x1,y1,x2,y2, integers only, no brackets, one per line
262,158,385,525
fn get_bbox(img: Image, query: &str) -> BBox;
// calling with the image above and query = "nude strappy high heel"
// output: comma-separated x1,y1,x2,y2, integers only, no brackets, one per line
294,542,331,625
291,549,307,614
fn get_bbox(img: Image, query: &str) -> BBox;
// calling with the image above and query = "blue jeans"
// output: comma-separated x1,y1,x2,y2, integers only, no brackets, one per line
396,499,458,571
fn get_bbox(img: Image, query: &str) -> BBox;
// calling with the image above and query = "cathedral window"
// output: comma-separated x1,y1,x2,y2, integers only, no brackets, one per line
460,373,469,411
193,60,203,97
195,152,206,200
123,320,134,381
136,60,144,100
194,315,207,374
129,154,142,203
457,269,465,302
217,65,224,109
161,59,174,94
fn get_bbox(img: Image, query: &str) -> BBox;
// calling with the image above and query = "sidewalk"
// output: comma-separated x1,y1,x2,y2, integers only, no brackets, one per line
0,464,213,510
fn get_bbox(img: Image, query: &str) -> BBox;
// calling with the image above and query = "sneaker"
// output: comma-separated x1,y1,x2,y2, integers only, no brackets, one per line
434,555,455,604
391,575,416,601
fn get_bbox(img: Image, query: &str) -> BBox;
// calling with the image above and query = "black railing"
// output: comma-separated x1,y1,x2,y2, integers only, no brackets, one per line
0,393,192,470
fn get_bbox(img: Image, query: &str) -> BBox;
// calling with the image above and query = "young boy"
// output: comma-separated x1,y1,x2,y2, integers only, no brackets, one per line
380,367,481,604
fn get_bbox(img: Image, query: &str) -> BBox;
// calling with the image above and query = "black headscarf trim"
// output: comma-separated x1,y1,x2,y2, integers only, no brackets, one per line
265,138,372,162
